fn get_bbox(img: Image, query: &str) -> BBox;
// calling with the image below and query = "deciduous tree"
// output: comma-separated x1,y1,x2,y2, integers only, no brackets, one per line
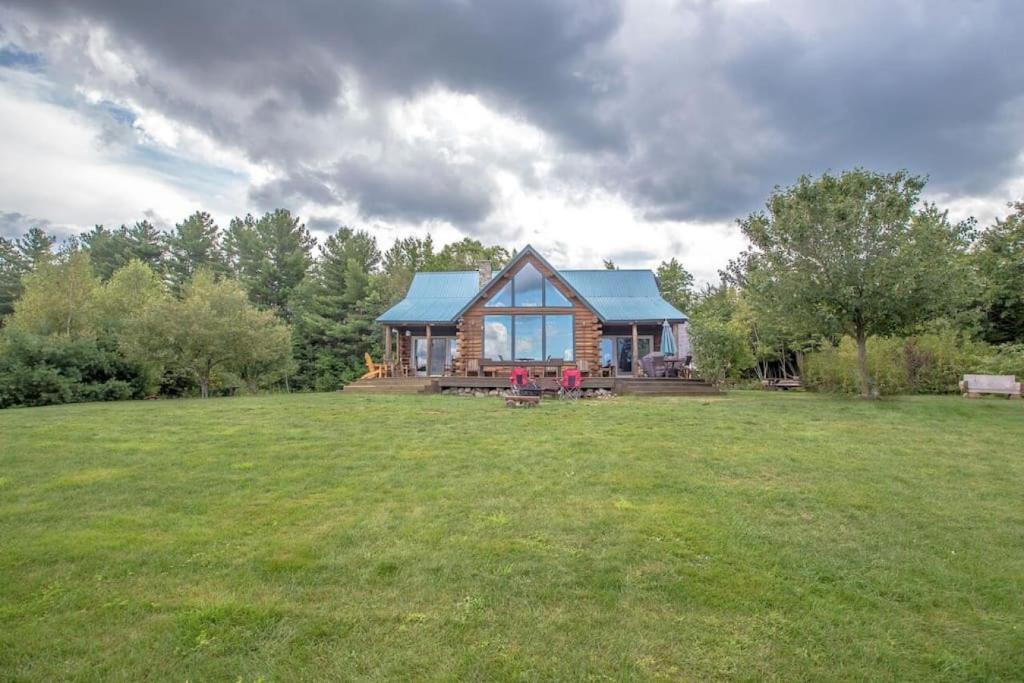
8,251,99,338
655,258,695,314
975,201,1024,344
737,170,974,398
123,270,292,397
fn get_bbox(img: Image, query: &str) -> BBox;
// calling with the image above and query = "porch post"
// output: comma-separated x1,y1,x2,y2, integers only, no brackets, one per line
425,324,432,376
631,323,639,376
384,325,392,363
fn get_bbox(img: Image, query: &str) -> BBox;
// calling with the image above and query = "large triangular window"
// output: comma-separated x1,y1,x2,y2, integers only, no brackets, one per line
483,261,575,308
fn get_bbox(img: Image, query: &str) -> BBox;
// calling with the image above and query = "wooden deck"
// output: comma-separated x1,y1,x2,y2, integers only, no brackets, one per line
345,376,721,396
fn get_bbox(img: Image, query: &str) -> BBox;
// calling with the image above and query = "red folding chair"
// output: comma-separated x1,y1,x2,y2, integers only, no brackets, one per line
559,367,583,400
509,366,531,396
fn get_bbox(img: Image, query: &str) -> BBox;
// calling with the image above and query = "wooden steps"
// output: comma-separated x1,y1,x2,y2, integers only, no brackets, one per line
612,378,721,396
343,378,439,394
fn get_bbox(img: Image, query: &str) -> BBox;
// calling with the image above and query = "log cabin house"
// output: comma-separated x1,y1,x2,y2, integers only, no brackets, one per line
374,245,690,380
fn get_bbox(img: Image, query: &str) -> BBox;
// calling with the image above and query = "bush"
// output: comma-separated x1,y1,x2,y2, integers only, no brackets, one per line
0,330,150,408
803,328,1001,395
976,343,1024,377
689,317,755,384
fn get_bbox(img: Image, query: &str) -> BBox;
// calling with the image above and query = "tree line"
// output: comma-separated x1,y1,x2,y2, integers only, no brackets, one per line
0,210,511,407
1,168,1021,405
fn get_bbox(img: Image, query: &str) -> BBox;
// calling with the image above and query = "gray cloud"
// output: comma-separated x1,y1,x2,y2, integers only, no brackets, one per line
0,210,48,239
2,0,1023,229
610,0,1024,220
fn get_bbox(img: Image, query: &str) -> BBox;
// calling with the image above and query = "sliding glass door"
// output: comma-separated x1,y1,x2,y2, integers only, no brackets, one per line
412,337,457,376
600,336,653,376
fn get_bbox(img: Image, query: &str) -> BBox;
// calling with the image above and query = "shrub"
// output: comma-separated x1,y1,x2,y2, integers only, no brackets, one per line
0,330,150,408
803,327,996,395
689,317,755,384
975,343,1024,378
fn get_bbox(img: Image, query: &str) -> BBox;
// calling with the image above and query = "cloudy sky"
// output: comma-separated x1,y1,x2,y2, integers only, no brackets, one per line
1,0,1022,282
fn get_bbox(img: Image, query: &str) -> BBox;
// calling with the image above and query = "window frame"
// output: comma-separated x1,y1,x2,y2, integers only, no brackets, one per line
484,262,574,308
482,313,575,362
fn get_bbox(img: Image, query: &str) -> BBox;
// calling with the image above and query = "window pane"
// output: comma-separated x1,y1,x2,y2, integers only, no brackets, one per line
513,262,543,307
485,281,512,307
414,338,428,375
600,338,614,368
513,315,542,361
544,280,572,307
638,337,652,359
483,315,511,361
545,315,574,361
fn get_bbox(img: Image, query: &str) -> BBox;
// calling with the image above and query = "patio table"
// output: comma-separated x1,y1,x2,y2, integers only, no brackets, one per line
663,358,690,378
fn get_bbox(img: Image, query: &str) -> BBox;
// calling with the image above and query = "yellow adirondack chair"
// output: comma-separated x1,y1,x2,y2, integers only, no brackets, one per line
360,353,386,380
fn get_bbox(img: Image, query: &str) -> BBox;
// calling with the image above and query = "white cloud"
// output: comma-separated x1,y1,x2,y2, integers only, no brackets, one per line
0,69,250,233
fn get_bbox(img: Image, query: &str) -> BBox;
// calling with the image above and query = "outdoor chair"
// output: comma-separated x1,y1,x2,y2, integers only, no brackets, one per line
559,367,583,400
466,359,482,377
576,359,591,375
359,353,385,380
509,366,534,396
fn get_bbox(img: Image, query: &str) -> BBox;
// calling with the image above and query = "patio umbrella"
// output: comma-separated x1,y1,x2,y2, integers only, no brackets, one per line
660,319,677,356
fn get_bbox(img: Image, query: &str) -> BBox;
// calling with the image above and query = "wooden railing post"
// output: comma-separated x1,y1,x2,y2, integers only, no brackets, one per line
425,324,432,376
631,323,639,376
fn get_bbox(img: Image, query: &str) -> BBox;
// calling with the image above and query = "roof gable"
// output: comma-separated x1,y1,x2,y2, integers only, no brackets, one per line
452,244,598,319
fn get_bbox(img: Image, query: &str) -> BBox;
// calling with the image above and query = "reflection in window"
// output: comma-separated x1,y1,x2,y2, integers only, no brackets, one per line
545,315,574,360
544,280,571,307
513,262,543,307
485,281,512,307
513,315,542,361
600,338,614,367
483,315,511,360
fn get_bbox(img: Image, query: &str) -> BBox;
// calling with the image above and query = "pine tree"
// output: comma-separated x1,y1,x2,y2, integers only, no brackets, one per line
224,209,315,317
125,220,166,272
15,226,56,270
166,212,224,292
0,237,28,319
291,228,381,389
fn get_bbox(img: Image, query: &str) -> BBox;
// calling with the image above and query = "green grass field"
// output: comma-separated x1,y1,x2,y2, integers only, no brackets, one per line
1,392,1022,680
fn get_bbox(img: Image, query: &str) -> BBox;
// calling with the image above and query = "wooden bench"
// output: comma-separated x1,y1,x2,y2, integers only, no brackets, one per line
959,374,1021,399
762,377,802,391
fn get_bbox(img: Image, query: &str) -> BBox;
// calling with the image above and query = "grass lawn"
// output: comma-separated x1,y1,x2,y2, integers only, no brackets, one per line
1,391,1022,680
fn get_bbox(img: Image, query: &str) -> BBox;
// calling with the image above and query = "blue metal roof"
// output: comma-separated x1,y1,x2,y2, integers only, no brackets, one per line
376,252,687,324
376,271,479,323
562,270,687,322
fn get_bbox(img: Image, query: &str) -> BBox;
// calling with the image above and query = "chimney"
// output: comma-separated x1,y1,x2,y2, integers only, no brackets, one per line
477,260,492,289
